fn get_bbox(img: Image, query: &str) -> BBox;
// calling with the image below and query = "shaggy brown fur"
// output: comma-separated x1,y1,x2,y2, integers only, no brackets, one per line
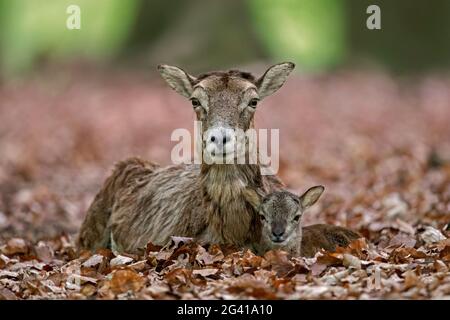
301,224,362,258
77,63,294,254
77,157,159,250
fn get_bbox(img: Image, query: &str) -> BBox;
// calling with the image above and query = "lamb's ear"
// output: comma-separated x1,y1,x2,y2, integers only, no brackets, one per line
242,188,263,211
299,186,324,209
157,64,197,98
256,62,295,99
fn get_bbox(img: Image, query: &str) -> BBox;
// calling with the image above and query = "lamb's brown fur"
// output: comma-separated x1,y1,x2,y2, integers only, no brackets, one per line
301,224,361,257
77,63,294,254
253,188,362,258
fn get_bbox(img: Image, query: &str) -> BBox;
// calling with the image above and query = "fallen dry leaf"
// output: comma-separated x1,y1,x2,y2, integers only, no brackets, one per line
109,269,145,294
420,226,446,244
2,238,28,255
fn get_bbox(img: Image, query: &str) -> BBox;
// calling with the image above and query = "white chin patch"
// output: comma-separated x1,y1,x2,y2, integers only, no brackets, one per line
205,152,235,164
204,142,235,164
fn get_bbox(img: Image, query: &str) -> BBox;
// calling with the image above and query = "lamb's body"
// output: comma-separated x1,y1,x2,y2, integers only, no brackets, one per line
259,224,362,257
301,224,361,257
255,188,361,258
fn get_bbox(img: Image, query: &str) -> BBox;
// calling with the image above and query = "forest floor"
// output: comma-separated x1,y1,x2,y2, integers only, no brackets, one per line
0,66,449,299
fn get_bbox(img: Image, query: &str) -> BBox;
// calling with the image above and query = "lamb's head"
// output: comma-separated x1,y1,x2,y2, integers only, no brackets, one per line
258,186,324,247
157,62,295,163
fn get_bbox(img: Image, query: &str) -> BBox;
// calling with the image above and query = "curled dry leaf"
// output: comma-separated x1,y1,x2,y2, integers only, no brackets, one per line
34,242,54,263
82,254,105,268
403,270,422,290
262,250,294,277
419,226,446,244
0,288,18,300
110,255,134,267
192,268,219,278
2,238,28,255
343,254,361,270
109,269,145,294
389,233,416,249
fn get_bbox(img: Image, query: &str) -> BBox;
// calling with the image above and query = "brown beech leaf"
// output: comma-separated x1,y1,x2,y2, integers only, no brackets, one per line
334,238,368,259
110,255,134,267
227,276,277,299
439,246,450,261
419,226,446,244
389,233,416,249
0,288,18,300
196,245,224,265
164,268,204,286
403,270,422,290
192,268,219,278
146,242,163,254
110,269,145,294
316,251,343,267
310,263,328,276
240,250,263,269
262,250,294,277
343,254,362,269
81,284,97,297
34,242,54,263
2,238,28,255
433,260,448,273
82,254,105,268
0,254,8,268
390,247,427,264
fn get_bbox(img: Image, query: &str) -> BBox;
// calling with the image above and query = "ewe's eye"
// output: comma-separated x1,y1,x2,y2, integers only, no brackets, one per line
248,98,258,108
259,214,266,222
293,215,301,222
191,98,201,108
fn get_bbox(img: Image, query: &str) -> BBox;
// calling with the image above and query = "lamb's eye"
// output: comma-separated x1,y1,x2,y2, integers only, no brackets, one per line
248,98,258,108
259,214,266,222
293,215,301,222
191,98,201,108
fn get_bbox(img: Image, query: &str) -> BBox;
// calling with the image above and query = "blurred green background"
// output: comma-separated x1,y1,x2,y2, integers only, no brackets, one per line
0,0,449,75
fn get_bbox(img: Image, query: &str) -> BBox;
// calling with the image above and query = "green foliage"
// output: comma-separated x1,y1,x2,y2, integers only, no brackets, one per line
247,0,346,71
0,0,138,73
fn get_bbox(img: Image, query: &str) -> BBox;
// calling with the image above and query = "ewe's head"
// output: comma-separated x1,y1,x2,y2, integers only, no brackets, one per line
158,62,294,163
258,186,324,246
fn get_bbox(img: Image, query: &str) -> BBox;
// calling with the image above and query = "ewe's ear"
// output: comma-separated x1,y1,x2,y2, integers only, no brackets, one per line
157,64,196,98
256,62,295,99
299,185,324,209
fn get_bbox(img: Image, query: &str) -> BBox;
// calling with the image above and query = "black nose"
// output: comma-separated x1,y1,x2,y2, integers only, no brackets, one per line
210,133,231,144
272,230,284,238
222,135,229,144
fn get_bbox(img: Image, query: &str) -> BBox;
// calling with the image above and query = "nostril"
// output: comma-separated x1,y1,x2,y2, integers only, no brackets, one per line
211,136,216,142
272,230,284,237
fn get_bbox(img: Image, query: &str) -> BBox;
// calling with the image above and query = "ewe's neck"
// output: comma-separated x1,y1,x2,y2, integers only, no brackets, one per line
200,163,262,244
200,163,262,204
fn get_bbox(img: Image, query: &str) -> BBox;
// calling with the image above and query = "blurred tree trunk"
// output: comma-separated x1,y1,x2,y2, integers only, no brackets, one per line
132,0,265,72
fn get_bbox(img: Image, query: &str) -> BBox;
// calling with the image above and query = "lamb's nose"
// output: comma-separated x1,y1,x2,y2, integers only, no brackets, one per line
272,230,284,238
